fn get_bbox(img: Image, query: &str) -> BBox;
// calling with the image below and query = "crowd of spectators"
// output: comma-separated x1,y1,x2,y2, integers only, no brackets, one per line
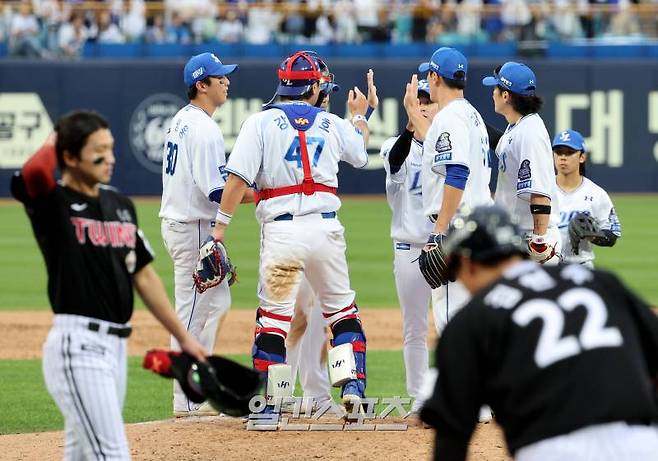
2,0,657,58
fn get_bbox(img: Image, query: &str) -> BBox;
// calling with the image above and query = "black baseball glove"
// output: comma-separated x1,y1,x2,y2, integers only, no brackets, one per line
418,233,449,288
568,212,602,254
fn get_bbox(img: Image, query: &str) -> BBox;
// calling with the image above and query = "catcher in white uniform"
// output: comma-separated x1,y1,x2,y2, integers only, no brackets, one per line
405,48,493,332
211,51,370,415
380,79,440,414
285,57,379,411
553,129,621,267
482,61,562,264
159,52,249,416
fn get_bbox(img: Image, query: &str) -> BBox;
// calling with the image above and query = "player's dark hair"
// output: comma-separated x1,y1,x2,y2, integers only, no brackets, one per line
187,76,212,100
280,86,317,103
430,70,466,90
55,111,110,169
498,85,543,115
553,145,587,176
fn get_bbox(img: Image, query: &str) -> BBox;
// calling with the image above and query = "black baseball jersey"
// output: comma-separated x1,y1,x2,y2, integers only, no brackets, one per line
11,174,154,324
421,260,658,460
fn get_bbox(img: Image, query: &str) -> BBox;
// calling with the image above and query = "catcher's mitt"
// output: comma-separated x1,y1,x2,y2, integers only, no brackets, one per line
193,236,237,293
419,233,449,288
568,212,601,255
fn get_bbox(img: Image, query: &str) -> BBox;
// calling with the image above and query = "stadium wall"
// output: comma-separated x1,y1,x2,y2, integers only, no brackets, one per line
1,59,657,196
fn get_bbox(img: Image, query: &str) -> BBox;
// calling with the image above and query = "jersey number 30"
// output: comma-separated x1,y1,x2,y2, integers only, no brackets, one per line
512,287,623,368
165,142,178,176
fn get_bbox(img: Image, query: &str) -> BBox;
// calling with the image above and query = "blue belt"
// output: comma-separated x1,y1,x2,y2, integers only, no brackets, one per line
273,212,336,221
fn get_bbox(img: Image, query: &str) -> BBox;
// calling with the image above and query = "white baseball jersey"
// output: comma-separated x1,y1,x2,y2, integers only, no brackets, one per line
494,114,560,232
422,98,493,219
557,177,621,265
380,136,434,244
159,104,228,222
226,102,368,224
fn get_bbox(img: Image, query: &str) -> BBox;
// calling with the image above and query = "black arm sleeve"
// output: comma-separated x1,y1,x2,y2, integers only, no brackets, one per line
485,122,503,151
388,129,414,175
590,229,618,247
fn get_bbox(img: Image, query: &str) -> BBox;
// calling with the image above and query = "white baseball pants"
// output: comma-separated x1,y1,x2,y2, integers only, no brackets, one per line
161,218,230,413
43,314,131,461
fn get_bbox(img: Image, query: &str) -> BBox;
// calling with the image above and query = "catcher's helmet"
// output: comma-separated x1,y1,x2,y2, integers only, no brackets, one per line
276,51,322,97
300,50,340,94
443,206,528,278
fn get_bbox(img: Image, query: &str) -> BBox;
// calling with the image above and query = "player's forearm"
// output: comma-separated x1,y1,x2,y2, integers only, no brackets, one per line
241,188,256,204
22,134,57,197
218,174,249,217
134,264,190,343
434,185,464,235
354,120,370,146
530,194,551,235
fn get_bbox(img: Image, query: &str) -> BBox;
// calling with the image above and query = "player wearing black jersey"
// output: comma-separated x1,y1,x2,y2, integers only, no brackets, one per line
420,206,658,461
10,111,206,461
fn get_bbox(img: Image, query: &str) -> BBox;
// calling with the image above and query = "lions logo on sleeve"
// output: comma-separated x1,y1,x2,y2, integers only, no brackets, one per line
517,159,531,190
434,132,453,163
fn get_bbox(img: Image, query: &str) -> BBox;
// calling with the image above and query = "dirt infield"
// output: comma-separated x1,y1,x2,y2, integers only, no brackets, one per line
0,309,512,460
0,416,510,461
0,308,436,359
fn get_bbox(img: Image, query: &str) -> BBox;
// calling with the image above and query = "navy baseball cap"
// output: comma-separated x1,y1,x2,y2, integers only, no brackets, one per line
417,79,430,96
552,129,586,151
418,47,467,81
482,62,536,96
183,53,237,87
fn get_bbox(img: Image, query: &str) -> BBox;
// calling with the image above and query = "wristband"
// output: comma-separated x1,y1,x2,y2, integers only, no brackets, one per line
351,114,368,126
530,204,551,215
215,209,232,225
365,106,375,120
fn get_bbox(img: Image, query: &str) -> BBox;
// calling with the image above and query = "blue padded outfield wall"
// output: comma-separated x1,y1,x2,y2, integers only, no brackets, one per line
1,58,657,196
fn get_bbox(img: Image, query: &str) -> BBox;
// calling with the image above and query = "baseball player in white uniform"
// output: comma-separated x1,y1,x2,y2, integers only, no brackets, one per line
405,48,493,332
482,61,562,264
553,129,621,267
285,61,379,411
210,51,371,414
380,79,440,414
159,52,247,416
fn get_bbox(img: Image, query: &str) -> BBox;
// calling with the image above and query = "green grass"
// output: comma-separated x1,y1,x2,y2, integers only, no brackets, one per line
1,195,658,309
0,351,407,434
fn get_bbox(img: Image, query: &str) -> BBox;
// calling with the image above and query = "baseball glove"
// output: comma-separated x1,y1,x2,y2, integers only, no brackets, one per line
419,233,449,288
193,236,237,293
568,212,601,255
143,350,265,417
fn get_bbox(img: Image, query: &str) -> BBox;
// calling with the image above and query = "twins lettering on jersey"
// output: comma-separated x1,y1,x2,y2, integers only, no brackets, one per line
70,217,137,248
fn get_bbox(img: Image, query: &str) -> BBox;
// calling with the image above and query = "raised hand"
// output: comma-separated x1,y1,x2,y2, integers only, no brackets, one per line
366,69,379,109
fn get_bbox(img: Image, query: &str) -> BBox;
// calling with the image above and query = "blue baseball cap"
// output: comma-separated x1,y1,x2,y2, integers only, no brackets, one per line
417,79,430,96
552,129,586,151
183,53,238,87
482,62,536,96
418,47,467,81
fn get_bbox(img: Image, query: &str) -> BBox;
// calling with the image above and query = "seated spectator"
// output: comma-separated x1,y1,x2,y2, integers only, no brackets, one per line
145,14,166,44
96,10,126,43
217,9,244,44
58,11,89,58
165,12,192,44
9,2,46,58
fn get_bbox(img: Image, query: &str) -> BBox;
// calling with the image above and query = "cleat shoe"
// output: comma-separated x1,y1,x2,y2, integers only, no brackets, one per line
341,380,365,421
478,405,493,423
174,401,219,418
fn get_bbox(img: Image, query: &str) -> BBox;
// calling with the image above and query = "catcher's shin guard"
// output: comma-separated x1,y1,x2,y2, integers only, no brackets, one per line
252,332,286,372
329,313,367,396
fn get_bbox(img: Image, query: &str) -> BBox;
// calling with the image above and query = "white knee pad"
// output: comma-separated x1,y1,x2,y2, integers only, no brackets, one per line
327,343,357,387
266,364,293,404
